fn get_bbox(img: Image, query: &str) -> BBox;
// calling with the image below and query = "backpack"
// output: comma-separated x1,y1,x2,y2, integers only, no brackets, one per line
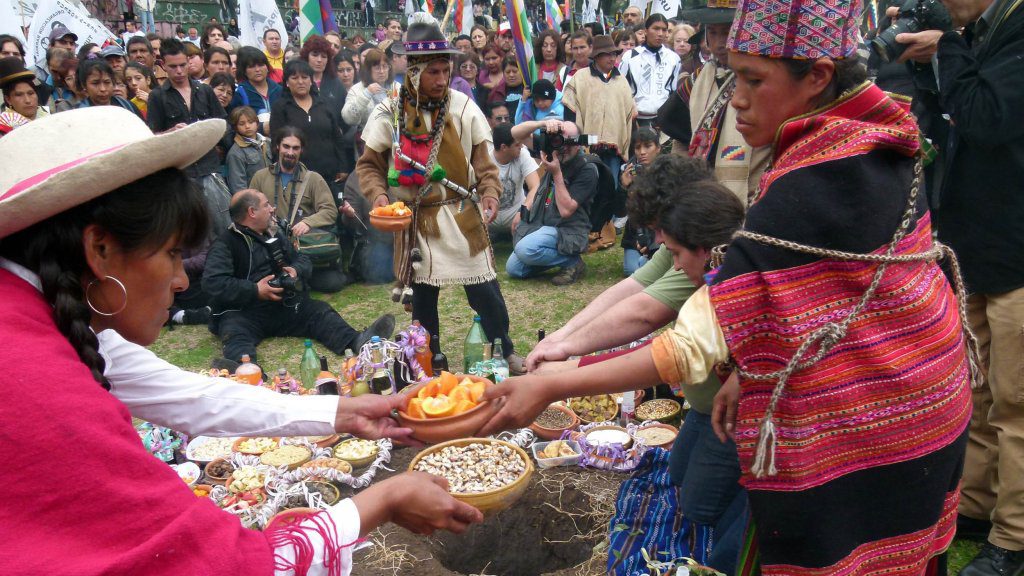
572,153,618,233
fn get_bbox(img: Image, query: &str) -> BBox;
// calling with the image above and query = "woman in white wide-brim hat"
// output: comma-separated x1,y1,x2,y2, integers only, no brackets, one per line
0,107,480,575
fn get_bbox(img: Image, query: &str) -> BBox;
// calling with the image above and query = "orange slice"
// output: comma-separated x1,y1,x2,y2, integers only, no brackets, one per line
418,378,441,400
466,380,487,403
422,396,456,418
452,399,477,416
450,385,473,404
438,371,459,396
406,397,426,419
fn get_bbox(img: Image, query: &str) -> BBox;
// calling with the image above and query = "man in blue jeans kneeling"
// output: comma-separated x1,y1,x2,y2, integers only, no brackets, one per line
507,120,596,286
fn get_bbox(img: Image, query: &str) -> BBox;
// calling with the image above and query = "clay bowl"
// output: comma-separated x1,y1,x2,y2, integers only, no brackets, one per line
584,425,633,449
632,423,679,450
369,213,412,232
203,457,234,485
333,438,380,468
408,438,534,515
259,445,313,470
395,375,500,444
635,399,682,426
529,403,580,441
231,437,281,455
567,394,619,425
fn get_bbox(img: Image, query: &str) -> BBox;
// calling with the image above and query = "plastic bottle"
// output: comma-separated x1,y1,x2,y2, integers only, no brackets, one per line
368,336,394,395
315,355,340,395
431,334,449,374
463,315,486,373
412,320,434,377
299,339,319,391
235,354,262,385
491,339,509,382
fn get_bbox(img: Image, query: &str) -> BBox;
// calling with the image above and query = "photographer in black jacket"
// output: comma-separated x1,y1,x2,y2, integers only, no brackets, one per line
202,189,394,366
893,0,1024,573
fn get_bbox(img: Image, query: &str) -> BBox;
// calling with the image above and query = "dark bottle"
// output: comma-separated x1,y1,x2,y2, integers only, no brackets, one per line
315,355,339,396
538,329,545,342
431,334,449,374
368,336,394,395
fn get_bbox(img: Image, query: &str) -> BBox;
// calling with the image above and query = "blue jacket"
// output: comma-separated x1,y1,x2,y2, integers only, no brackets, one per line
228,80,283,116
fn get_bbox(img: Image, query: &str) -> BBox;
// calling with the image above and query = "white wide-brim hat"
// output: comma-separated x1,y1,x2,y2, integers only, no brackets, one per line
0,107,226,239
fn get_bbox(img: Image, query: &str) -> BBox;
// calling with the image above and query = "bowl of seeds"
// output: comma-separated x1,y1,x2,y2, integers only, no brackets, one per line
409,438,533,515
529,403,579,440
568,394,619,424
635,399,682,426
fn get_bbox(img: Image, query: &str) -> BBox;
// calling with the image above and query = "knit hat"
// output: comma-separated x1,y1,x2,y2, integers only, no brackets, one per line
727,0,861,59
0,107,226,239
532,79,556,100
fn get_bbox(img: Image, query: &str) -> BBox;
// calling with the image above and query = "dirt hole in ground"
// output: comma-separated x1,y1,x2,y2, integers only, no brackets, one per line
430,484,599,575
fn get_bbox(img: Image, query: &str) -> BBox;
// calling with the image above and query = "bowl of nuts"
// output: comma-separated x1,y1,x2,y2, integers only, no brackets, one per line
635,399,682,426
204,457,234,485
529,404,579,441
396,372,499,444
299,457,353,480
409,438,534,515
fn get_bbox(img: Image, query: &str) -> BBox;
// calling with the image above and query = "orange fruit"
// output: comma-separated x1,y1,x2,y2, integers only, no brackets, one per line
418,378,441,400
450,386,473,404
438,371,459,396
452,399,477,415
406,397,426,419
466,380,487,403
422,396,456,418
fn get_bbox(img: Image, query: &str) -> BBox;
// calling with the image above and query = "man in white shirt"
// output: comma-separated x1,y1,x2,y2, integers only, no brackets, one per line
618,13,680,129
121,20,145,46
490,123,540,238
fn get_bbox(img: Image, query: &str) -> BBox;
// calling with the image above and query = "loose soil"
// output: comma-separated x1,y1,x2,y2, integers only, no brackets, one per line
351,444,625,576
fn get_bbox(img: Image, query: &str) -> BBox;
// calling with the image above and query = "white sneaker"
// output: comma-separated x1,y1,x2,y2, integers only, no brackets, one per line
613,216,628,230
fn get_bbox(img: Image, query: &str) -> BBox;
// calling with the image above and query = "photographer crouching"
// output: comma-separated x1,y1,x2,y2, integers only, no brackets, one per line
202,189,394,368
506,119,597,286
886,0,1024,573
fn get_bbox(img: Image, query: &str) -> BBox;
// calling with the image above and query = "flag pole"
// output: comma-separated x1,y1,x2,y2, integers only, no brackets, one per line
439,0,456,31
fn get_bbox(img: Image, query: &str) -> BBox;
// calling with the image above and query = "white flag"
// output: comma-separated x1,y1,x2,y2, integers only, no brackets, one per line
580,0,598,23
651,0,681,17
461,0,474,35
26,0,114,67
2,0,31,42
237,0,288,50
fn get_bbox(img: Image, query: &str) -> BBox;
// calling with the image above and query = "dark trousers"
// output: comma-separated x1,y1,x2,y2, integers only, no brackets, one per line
218,298,359,363
411,279,514,356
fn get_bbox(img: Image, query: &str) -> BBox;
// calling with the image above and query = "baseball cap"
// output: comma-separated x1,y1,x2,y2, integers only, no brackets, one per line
100,45,126,58
48,25,79,44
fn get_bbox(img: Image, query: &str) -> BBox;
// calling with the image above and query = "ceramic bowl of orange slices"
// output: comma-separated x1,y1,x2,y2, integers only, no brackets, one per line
396,372,498,444
369,201,413,232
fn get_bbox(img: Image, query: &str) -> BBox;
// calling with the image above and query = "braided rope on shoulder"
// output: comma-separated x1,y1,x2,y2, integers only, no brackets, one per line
733,157,983,478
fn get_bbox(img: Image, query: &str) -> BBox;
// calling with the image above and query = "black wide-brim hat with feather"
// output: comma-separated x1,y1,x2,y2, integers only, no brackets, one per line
390,13,462,57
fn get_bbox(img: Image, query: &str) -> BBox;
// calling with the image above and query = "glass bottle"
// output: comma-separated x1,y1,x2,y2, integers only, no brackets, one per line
368,336,394,395
491,339,509,382
463,315,486,373
431,334,449,374
315,355,339,395
235,354,261,385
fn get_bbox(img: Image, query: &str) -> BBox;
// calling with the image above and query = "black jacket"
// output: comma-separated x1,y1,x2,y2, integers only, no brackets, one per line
269,92,349,184
924,0,1024,293
513,152,598,255
146,79,230,178
202,224,313,316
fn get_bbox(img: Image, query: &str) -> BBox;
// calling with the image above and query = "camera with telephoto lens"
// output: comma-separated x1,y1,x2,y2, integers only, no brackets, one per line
263,235,304,307
634,227,659,255
871,0,952,62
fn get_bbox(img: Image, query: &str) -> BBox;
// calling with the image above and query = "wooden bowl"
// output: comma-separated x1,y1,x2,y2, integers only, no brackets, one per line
584,425,633,449
333,438,380,468
204,457,234,485
529,403,580,441
408,438,534,515
369,213,412,232
632,423,679,450
395,375,500,444
232,437,281,455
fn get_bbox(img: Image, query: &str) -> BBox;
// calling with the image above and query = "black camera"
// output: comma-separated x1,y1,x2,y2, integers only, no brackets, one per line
535,128,598,158
263,236,304,307
634,227,660,255
871,0,952,62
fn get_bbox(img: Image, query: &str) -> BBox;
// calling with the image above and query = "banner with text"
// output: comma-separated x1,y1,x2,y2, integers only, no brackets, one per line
27,0,114,65
237,0,287,50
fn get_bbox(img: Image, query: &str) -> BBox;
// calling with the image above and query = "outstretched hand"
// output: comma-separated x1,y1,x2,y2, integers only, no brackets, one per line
476,374,554,436
334,393,415,443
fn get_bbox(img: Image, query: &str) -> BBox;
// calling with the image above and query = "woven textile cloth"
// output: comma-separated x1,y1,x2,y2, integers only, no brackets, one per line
709,82,973,573
727,0,861,59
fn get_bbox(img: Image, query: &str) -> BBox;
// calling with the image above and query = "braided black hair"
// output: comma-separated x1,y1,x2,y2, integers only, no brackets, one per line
0,168,209,390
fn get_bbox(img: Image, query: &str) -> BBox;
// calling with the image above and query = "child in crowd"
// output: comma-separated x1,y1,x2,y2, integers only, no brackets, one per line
620,128,662,276
514,79,564,129
124,62,156,119
75,59,143,119
225,105,272,193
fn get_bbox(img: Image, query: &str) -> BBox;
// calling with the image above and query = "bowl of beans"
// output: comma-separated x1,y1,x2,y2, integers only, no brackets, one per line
529,404,580,440
634,399,682,426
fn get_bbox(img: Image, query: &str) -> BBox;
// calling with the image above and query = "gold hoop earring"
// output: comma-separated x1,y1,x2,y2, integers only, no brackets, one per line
85,276,128,317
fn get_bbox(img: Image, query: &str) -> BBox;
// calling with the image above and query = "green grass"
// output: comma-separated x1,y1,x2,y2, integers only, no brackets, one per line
149,238,985,573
